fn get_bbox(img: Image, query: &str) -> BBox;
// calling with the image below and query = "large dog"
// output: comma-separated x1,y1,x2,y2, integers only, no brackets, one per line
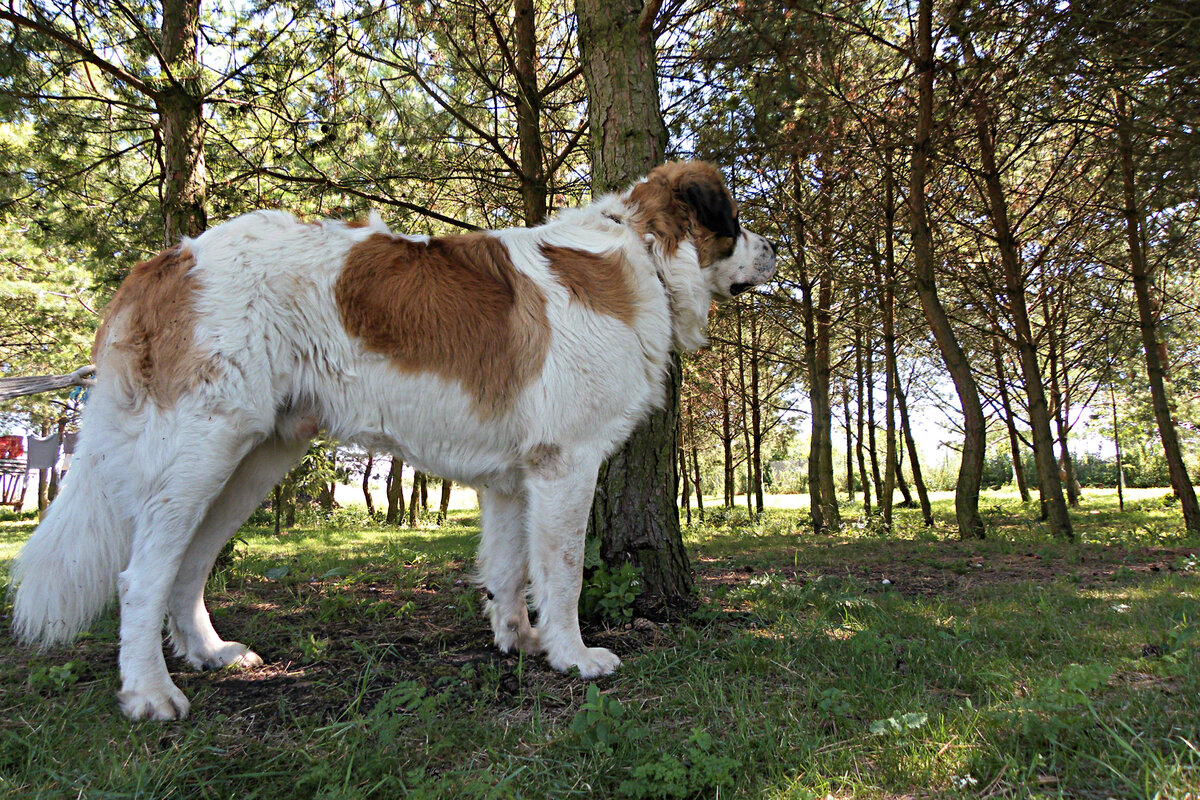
11,161,776,720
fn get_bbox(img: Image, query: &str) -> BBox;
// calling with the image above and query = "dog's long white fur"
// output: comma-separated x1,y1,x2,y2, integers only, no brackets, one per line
10,167,777,720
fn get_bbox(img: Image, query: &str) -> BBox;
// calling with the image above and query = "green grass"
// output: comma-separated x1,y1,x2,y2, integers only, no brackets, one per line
1,488,1198,799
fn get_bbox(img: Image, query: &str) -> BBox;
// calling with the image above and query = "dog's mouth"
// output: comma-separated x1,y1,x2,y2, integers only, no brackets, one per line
729,282,754,296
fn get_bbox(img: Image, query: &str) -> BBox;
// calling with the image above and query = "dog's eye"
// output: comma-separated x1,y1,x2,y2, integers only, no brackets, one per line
715,237,736,259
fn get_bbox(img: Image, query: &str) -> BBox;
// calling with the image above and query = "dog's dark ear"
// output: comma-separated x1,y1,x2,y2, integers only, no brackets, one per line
679,178,740,239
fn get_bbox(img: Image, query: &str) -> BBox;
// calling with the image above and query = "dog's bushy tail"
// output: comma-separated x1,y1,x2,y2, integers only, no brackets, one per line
10,438,130,647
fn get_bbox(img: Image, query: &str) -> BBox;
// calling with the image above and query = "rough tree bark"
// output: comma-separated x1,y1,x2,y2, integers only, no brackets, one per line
577,0,692,608
909,0,986,539
438,479,453,522
1116,93,1200,533
386,458,407,525
514,0,548,224
362,453,375,516
879,173,899,531
159,0,207,243
956,20,1072,540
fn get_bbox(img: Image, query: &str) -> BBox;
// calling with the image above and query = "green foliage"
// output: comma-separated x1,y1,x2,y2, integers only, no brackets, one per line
26,660,85,694
2,500,1200,798
569,684,641,754
618,727,740,799
870,712,930,736
579,561,643,625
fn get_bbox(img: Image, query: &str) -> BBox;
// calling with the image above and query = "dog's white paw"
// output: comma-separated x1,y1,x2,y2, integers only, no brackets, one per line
550,646,621,679
187,641,263,672
495,625,543,655
118,682,191,721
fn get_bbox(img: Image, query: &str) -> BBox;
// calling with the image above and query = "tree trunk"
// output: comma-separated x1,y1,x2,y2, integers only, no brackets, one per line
577,0,691,609
37,467,48,514
736,304,754,514
691,446,705,522
721,372,735,508
589,357,693,608
957,23,1072,541
576,0,667,191
409,471,423,527
1116,93,1200,533
158,0,206,244
895,363,934,526
438,479,453,523
864,333,884,502
319,448,336,511
794,162,839,532
750,312,765,515
680,447,692,527
514,0,548,225
386,458,406,525
814,189,840,531
843,387,855,503
992,336,1031,502
910,0,985,539
362,452,375,516
1109,380,1125,512
879,180,898,531
854,321,872,515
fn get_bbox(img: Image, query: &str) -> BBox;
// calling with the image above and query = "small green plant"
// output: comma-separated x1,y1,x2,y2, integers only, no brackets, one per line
580,561,643,624
870,711,928,736
618,727,740,799
27,660,85,694
570,684,643,754
294,632,331,661
815,687,853,717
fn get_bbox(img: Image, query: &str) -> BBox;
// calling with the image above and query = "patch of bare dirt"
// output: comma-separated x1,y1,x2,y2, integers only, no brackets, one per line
694,543,1197,598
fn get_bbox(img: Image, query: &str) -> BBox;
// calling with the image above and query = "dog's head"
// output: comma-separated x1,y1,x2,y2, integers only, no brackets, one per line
628,161,777,349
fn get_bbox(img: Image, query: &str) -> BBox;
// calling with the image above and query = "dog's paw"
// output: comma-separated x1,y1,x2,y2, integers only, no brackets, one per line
550,646,621,679
118,683,191,721
187,641,264,672
494,625,543,655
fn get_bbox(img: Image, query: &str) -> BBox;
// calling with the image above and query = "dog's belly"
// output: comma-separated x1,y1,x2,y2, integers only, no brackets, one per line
306,364,528,491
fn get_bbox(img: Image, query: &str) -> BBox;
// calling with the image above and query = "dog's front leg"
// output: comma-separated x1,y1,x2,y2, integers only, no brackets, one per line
524,447,620,679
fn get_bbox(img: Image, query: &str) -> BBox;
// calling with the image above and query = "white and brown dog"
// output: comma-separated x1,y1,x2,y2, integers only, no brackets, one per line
10,161,776,720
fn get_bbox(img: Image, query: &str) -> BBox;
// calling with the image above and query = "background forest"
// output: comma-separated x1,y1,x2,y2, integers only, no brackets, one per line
3,0,1199,547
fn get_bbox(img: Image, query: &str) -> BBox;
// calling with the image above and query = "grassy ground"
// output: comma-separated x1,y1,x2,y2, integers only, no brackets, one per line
1,488,1197,799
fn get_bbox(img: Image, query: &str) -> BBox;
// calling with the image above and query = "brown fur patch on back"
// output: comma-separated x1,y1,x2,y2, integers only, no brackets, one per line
540,244,636,324
629,161,737,259
93,247,214,408
336,233,550,416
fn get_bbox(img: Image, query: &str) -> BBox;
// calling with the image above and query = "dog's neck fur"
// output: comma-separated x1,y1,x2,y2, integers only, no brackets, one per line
586,191,711,354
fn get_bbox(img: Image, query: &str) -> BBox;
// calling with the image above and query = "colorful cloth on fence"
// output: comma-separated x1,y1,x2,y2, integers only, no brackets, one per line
0,436,23,460
25,434,60,470
62,431,79,455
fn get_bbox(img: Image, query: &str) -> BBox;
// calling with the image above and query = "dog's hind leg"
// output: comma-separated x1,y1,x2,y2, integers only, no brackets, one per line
115,418,259,721
524,448,620,679
167,435,308,672
478,487,540,654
